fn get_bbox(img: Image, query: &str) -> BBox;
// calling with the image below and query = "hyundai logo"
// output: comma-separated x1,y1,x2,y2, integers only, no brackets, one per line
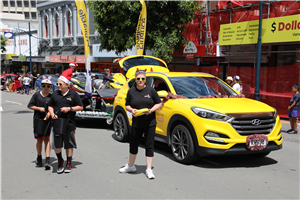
252,119,261,126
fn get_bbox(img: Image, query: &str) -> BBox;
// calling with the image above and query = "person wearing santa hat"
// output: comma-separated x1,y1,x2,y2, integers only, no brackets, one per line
28,77,53,170
48,67,83,174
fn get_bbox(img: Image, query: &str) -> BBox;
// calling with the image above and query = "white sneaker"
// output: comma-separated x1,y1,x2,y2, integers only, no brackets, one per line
119,164,136,173
146,169,155,179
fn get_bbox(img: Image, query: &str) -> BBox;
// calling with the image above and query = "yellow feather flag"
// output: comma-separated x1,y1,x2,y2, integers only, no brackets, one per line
75,0,92,98
136,0,147,55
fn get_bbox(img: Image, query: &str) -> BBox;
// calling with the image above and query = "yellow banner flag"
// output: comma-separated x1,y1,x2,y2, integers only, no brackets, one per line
136,0,147,55
75,0,92,97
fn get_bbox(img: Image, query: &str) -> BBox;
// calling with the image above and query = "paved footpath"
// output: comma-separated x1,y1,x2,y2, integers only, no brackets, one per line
1,91,299,199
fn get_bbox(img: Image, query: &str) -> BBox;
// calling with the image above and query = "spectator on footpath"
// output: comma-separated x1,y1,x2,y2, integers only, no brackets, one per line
48,68,83,174
287,84,299,134
23,74,31,95
225,76,233,86
28,77,52,169
12,73,21,94
1,73,6,90
119,70,162,179
232,76,242,93
5,75,11,92
19,75,25,94
28,72,33,94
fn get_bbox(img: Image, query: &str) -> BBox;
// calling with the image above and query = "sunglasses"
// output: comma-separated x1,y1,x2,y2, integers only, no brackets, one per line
56,82,67,86
41,85,51,88
136,77,146,81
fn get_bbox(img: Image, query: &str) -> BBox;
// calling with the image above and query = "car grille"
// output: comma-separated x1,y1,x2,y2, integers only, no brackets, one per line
230,112,276,136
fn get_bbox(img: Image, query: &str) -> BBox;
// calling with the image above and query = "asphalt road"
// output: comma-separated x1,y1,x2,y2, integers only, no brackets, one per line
1,91,299,199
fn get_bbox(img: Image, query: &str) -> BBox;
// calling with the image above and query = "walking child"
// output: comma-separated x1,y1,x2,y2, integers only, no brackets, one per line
287,84,299,134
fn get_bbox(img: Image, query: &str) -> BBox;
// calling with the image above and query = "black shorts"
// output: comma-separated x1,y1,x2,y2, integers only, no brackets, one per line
54,130,77,149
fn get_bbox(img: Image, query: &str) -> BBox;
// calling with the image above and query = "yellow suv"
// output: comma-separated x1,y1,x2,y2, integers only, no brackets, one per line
113,55,283,164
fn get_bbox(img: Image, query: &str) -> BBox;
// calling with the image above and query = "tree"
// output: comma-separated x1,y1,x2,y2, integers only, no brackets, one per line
89,1,200,63
1,34,8,53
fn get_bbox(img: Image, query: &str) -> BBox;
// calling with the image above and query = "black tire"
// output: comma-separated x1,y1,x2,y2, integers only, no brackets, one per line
113,112,129,142
249,151,270,158
171,124,197,164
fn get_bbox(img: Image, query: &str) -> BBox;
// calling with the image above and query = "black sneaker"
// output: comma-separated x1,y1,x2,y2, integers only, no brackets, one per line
36,156,43,167
44,160,51,170
286,129,293,133
57,159,64,174
64,162,72,173
288,130,298,134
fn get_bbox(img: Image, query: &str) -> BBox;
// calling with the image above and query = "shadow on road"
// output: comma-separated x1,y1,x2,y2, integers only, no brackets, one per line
31,157,83,173
113,135,279,169
14,110,33,114
75,119,279,169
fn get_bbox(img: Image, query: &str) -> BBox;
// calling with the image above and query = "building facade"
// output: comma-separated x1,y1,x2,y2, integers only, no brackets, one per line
1,0,38,21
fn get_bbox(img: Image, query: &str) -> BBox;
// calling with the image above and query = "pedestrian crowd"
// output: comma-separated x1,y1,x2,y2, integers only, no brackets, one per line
1,71,39,95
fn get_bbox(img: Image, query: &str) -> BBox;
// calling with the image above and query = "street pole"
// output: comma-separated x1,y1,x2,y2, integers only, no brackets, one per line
28,22,32,73
18,23,21,55
254,0,263,101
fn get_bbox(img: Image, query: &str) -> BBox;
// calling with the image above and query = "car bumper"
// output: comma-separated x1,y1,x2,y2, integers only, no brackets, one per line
197,142,282,157
191,116,283,157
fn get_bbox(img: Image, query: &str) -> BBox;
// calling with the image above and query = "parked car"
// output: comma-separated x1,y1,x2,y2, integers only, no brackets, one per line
35,74,59,94
112,55,283,164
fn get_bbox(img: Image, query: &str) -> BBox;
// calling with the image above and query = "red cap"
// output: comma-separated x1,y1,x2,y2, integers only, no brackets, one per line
58,68,73,84
69,62,78,67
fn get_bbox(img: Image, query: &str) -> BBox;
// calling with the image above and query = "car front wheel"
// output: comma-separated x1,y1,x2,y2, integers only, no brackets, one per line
171,124,197,164
113,112,129,142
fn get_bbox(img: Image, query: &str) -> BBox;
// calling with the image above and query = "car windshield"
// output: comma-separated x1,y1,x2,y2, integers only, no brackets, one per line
122,56,166,72
169,76,238,98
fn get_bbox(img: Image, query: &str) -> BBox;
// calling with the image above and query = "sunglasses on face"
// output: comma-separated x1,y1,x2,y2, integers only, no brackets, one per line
41,85,51,88
56,82,67,86
136,77,146,81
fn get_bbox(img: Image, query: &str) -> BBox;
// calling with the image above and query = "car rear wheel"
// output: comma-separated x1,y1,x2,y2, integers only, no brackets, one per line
113,112,129,142
171,124,197,164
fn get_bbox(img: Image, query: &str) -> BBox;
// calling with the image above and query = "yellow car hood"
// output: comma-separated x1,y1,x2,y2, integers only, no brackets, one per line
178,98,275,114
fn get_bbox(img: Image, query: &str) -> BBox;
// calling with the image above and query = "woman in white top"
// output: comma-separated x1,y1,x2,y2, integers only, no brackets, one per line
232,76,242,93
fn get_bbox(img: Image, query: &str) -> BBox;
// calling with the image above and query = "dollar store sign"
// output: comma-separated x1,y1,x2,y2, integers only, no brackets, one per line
271,22,276,33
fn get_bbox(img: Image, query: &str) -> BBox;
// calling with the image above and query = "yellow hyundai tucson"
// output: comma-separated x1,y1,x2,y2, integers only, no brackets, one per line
113,55,283,164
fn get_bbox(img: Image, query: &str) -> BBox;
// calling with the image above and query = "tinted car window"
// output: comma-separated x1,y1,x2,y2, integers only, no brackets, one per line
169,77,237,98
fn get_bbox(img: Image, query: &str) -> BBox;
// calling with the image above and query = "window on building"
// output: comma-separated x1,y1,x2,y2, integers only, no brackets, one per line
3,11,9,13
24,1,29,7
17,12,22,14
67,11,71,36
3,1,9,7
17,1,22,7
30,1,36,7
10,1,15,7
55,14,59,37
31,12,36,19
44,15,48,38
25,12,30,19
10,11,16,13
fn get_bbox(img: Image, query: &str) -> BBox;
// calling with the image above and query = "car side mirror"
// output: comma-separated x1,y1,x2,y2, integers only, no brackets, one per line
157,90,168,98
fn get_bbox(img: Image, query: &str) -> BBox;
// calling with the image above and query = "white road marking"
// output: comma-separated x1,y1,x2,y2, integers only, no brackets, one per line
5,100,22,105
0,106,3,111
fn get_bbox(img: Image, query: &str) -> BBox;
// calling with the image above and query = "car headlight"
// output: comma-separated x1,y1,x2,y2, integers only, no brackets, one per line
191,107,234,122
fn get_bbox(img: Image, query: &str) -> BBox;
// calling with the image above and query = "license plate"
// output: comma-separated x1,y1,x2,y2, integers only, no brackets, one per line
249,139,266,147
246,134,269,151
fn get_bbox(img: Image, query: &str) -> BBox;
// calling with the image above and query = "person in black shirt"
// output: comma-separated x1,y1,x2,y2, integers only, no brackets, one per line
119,70,162,179
28,78,52,169
48,69,83,174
